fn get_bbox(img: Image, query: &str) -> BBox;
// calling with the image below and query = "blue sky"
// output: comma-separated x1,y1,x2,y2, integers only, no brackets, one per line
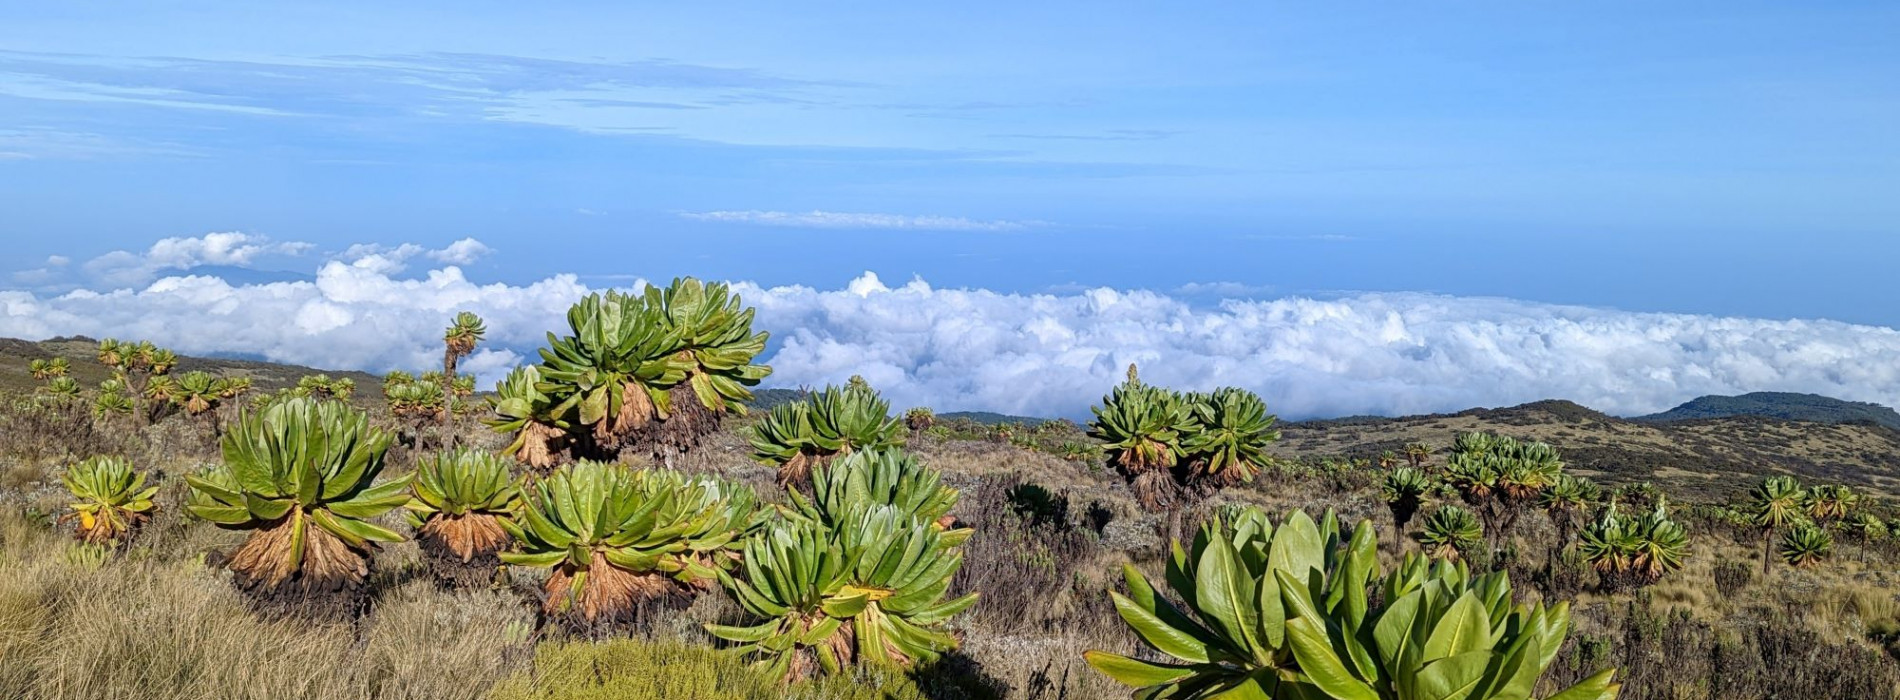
5,3,1898,321
5,3,1900,417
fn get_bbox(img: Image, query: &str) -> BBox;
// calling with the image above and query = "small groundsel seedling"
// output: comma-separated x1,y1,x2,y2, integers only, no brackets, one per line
60,456,159,545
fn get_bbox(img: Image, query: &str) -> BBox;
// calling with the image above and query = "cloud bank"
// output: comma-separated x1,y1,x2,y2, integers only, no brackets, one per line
79,232,313,287
6,237,1900,419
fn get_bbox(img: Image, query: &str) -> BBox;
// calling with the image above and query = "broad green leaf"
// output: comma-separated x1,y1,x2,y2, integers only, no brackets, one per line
1374,590,1424,670
1422,593,1492,662
1541,668,1619,700
1112,591,1216,663
1196,531,1262,657
1254,560,1286,649
1082,651,1200,688
1416,650,1491,700
1484,634,1543,700
706,622,776,643
1284,617,1379,700
1203,669,1276,700
1268,510,1324,587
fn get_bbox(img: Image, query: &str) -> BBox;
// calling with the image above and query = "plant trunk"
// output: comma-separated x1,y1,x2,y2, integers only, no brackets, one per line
1390,510,1403,555
1550,517,1565,566
1479,501,1503,552
130,373,146,426
1166,507,1186,547
1390,505,1416,556
441,347,457,427
1762,529,1773,575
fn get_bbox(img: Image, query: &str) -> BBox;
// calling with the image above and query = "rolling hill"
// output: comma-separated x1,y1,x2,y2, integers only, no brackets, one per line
1638,391,1900,430
1271,399,1900,500
0,336,384,396
6,336,1896,500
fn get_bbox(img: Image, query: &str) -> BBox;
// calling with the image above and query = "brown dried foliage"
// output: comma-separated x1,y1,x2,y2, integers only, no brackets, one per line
541,551,683,623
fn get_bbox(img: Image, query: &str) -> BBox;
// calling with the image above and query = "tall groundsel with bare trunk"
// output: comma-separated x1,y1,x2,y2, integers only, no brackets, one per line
96,338,177,423
184,398,412,618
441,312,487,423
1748,475,1806,574
1442,432,1565,550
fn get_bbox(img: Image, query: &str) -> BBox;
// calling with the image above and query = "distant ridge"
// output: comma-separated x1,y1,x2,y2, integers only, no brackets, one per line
743,388,1049,425
937,411,1050,426
0,336,382,396
1638,392,1900,430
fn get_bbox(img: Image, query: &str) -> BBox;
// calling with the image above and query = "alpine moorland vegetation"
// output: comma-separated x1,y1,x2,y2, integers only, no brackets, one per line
1,301,1899,699
489,279,770,468
747,378,905,488
184,397,414,619
1087,364,1281,539
403,448,521,588
501,461,761,627
58,455,158,545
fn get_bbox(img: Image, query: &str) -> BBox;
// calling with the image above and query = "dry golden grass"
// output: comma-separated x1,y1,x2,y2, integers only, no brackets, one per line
0,506,533,700
1266,402,1900,499
4,399,1900,699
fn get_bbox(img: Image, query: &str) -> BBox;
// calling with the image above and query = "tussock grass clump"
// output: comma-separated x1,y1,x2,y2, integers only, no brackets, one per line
489,638,961,700
0,508,533,700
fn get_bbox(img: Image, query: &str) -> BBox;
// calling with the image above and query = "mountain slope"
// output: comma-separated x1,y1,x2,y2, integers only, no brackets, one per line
7,336,1896,500
0,336,383,395
1638,392,1900,430
1271,399,1900,500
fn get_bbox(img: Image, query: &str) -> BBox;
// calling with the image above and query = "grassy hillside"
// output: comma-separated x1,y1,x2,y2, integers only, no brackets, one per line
8,337,1898,501
1639,391,1900,430
0,336,383,396
936,411,1049,426
745,388,1046,426
3,387,1898,699
5,349,1900,698
1271,399,1900,500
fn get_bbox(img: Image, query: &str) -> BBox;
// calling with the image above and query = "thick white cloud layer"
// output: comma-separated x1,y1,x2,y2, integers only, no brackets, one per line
4,257,1898,419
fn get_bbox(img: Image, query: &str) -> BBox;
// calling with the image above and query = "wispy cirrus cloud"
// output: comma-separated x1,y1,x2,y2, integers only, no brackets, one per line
679,210,1045,232
0,127,204,159
0,49,1205,174
988,129,1181,142
0,50,841,136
